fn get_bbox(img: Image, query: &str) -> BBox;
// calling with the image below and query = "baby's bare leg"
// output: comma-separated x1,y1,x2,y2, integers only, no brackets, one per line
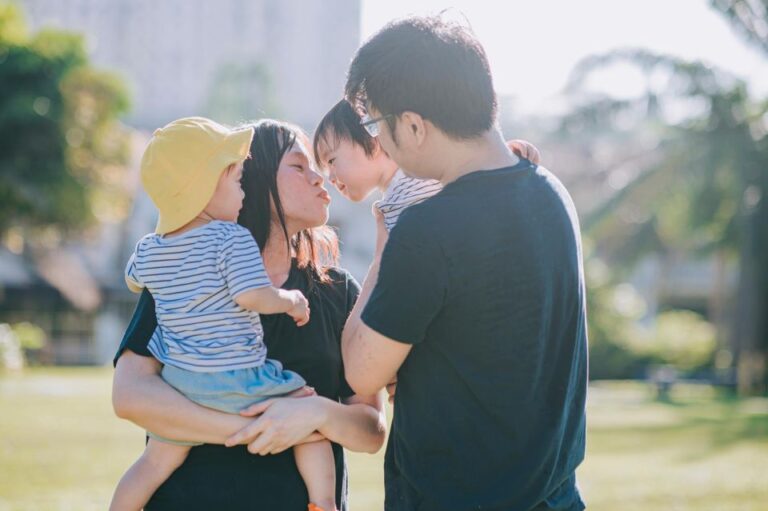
294,439,337,511
109,439,190,511
286,386,336,510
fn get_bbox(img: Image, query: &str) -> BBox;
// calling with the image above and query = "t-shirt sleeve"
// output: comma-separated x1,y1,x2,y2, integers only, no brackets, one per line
113,288,157,366
338,271,362,399
379,177,444,232
217,225,272,300
124,248,144,293
361,214,447,345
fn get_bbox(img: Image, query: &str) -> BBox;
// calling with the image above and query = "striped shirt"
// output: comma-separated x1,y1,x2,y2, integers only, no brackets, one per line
376,170,443,231
125,221,271,372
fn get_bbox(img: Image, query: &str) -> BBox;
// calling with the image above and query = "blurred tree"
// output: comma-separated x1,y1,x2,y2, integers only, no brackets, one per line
564,3,768,393
629,310,718,372
584,258,652,380
0,4,130,241
710,0,768,54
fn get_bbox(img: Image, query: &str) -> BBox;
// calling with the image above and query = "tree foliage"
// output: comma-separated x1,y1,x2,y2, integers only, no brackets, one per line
0,4,130,238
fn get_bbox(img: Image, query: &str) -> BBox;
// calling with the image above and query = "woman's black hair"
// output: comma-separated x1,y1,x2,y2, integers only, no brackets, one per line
238,119,338,285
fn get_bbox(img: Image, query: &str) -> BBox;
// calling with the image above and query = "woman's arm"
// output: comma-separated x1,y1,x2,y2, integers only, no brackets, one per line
224,391,387,455
325,392,387,453
113,289,283,446
114,293,376,453
113,350,255,444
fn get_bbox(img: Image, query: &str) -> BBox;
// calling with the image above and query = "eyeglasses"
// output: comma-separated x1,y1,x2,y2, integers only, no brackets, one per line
360,112,394,138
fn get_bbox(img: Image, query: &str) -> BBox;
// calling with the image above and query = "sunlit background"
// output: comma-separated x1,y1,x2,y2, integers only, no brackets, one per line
1,1,767,510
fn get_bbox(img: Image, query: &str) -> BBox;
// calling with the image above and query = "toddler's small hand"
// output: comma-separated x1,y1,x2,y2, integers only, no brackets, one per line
287,290,310,327
507,139,541,165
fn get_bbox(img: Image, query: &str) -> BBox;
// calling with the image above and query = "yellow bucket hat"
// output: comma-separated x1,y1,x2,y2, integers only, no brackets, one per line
140,117,255,234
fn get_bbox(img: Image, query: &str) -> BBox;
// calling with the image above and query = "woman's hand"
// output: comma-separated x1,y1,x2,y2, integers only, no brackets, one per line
225,396,328,455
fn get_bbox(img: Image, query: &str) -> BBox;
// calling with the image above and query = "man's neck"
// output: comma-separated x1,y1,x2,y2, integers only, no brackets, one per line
438,129,519,186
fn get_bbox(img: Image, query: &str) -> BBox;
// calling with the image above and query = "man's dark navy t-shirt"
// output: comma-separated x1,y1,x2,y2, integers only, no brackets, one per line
362,160,588,511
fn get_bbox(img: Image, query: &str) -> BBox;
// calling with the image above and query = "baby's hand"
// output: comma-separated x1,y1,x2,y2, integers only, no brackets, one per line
507,139,541,165
286,290,310,327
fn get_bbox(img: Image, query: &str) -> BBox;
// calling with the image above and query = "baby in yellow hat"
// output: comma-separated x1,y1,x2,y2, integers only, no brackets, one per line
110,117,337,511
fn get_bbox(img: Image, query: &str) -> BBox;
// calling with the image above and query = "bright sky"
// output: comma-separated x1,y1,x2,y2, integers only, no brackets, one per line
362,0,767,115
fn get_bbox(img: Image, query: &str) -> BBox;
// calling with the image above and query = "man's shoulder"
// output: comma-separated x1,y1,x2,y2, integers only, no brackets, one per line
392,176,473,239
536,166,577,206
391,194,447,238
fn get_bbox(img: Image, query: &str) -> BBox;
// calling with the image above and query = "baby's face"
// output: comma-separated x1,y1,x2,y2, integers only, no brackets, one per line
206,162,245,222
318,137,383,202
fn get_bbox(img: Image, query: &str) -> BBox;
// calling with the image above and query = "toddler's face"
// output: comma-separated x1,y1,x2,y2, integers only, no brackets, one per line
318,137,382,202
206,162,245,221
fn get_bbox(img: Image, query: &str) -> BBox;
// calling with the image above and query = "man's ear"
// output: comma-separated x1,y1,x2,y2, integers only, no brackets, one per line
399,111,427,147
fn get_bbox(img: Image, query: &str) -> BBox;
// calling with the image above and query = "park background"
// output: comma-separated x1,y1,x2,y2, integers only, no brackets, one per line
0,0,767,509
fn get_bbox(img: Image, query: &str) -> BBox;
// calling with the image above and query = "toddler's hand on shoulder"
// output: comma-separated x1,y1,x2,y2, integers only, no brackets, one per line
507,139,541,165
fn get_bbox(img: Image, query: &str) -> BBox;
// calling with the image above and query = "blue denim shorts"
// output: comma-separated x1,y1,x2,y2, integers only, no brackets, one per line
148,358,305,446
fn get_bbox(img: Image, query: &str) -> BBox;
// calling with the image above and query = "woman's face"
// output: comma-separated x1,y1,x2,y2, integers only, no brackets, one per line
275,137,331,233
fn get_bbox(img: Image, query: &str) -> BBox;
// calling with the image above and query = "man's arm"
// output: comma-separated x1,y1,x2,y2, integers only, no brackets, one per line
342,253,412,396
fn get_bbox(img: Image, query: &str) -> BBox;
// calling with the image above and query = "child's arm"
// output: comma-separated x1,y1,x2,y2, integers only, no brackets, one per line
235,287,310,326
217,225,310,325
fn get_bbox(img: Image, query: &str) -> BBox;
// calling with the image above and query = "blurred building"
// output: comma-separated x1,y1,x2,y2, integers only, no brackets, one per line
20,0,361,130
3,0,365,365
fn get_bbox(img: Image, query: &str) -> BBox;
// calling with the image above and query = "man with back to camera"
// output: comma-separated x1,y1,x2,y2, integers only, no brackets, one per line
341,15,588,511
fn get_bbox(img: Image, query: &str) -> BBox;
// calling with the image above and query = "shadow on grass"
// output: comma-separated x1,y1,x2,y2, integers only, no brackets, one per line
589,391,768,462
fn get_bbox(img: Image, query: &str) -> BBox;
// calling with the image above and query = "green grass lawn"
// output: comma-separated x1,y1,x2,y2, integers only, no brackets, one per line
1,368,767,511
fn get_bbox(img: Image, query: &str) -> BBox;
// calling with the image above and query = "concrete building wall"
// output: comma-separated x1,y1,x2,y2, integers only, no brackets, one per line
20,0,361,129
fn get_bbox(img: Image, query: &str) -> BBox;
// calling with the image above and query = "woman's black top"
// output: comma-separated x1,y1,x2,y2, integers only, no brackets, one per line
114,262,361,511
